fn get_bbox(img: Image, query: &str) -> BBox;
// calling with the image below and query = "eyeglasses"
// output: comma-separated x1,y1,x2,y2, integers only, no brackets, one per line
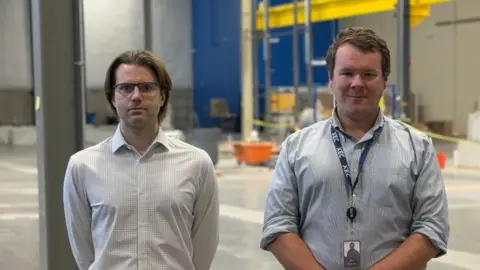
113,82,159,96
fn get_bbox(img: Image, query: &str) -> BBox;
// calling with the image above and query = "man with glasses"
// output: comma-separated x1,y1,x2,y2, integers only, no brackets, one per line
63,50,219,270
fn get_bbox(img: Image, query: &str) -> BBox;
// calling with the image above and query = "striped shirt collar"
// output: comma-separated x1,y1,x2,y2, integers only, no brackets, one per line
111,124,170,153
331,107,385,133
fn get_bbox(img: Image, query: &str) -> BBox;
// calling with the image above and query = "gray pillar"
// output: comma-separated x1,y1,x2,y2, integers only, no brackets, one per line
144,0,153,51
304,0,313,107
292,0,300,119
30,0,85,269
251,0,260,125
397,0,410,120
263,0,271,124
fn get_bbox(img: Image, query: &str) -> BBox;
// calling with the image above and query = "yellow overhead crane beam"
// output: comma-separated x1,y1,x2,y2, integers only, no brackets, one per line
256,0,451,29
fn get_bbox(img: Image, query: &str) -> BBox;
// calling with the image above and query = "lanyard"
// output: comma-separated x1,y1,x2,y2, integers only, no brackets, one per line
331,125,381,198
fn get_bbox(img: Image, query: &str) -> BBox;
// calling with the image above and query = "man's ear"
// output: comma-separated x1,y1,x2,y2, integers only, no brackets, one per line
159,91,166,107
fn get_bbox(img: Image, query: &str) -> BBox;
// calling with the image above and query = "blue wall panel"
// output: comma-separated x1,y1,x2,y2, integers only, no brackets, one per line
192,0,338,130
192,0,241,129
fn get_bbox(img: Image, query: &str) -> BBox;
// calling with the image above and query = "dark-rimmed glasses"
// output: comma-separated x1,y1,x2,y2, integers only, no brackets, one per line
113,82,159,96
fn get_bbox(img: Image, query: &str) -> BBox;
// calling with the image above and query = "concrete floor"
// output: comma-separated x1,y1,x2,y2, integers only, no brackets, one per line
1,145,480,269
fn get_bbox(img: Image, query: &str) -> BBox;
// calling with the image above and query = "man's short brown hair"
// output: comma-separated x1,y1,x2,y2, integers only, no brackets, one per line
104,50,172,123
326,27,391,80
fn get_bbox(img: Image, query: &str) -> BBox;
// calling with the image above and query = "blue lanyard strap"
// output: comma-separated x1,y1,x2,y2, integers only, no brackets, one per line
331,125,381,196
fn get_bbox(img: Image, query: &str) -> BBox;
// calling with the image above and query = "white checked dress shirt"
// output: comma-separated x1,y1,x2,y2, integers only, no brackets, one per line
63,126,219,270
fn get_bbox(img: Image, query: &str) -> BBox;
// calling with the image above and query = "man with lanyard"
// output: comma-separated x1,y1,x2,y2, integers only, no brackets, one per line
260,27,449,269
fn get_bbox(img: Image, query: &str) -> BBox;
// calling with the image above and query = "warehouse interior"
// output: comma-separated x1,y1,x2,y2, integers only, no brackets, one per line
1,0,480,269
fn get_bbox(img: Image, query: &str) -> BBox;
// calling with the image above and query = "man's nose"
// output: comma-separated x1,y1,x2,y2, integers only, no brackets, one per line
351,74,364,88
131,86,143,99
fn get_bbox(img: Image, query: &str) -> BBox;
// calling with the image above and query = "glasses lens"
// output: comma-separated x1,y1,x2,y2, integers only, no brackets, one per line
115,82,158,95
115,83,134,93
139,82,158,93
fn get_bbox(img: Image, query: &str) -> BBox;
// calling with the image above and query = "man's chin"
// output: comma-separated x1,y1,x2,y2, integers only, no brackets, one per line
126,117,148,127
346,107,378,118
344,105,364,113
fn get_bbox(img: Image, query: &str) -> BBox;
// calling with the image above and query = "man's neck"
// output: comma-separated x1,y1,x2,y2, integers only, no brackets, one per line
120,121,159,155
336,108,379,140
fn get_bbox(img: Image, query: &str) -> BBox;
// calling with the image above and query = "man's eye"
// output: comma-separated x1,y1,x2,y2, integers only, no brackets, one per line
119,85,131,90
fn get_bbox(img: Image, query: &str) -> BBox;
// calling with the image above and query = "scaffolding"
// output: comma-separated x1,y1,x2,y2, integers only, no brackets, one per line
249,0,316,144
262,0,314,114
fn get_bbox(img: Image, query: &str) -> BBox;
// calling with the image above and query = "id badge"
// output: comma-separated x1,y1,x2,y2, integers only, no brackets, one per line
343,240,361,268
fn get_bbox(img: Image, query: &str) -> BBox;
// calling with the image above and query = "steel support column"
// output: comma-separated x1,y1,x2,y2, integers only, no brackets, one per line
30,0,85,268
263,0,272,124
293,0,300,119
241,0,255,140
397,0,410,120
144,0,153,51
304,0,313,107
252,0,259,126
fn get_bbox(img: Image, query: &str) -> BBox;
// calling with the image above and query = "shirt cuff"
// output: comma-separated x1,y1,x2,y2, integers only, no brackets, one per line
412,227,448,257
260,216,299,250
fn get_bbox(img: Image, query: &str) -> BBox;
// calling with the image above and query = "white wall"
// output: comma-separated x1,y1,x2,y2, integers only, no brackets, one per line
0,0,32,89
0,0,193,90
339,0,480,135
83,0,145,88
151,0,193,89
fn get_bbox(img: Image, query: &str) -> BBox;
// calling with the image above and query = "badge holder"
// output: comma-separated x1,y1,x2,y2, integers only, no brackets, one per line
343,240,361,268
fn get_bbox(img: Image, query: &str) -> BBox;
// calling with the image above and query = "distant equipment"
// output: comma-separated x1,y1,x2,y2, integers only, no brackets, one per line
210,98,230,117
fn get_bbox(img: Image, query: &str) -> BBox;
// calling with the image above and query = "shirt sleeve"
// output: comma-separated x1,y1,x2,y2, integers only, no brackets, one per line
191,153,220,270
63,156,95,269
260,136,300,250
410,137,450,257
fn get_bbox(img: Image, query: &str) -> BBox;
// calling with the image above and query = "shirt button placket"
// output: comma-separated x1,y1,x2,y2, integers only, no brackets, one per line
137,157,148,268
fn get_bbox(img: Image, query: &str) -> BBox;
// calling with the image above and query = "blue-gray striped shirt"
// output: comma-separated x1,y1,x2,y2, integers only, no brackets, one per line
63,126,219,270
261,110,449,269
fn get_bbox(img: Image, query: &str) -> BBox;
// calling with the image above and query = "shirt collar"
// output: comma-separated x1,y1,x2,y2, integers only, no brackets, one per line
331,107,385,134
111,125,170,153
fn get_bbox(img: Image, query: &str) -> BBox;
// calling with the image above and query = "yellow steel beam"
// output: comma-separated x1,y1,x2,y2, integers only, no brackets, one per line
256,0,451,29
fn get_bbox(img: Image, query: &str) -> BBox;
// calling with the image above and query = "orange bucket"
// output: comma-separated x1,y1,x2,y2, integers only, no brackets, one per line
232,142,274,165
436,152,447,169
